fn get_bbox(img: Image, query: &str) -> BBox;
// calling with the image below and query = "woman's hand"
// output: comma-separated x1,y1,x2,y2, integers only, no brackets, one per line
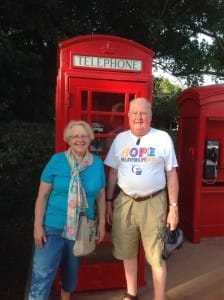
34,225,47,249
96,222,105,244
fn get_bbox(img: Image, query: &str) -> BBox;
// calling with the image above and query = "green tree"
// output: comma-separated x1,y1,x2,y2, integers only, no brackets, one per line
0,0,223,121
152,77,182,131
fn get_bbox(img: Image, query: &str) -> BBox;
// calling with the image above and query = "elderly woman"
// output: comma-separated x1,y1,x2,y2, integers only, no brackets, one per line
28,120,106,300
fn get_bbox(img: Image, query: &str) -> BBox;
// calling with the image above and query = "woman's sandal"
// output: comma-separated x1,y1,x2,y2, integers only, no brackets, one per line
122,291,138,300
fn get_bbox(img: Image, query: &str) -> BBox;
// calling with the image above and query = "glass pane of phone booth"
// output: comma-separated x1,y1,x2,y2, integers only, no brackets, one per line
81,90,135,156
203,118,224,184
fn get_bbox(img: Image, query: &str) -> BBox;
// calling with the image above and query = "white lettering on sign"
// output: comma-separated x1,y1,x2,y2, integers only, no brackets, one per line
73,55,142,71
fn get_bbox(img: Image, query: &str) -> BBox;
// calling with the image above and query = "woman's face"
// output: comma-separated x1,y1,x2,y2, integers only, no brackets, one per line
68,125,91,155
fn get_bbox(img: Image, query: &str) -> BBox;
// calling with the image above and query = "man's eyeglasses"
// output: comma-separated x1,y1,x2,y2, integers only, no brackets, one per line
130,112,149,117
69,135,89,140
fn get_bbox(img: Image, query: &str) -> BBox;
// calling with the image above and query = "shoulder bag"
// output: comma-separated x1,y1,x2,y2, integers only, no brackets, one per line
73,215,97,256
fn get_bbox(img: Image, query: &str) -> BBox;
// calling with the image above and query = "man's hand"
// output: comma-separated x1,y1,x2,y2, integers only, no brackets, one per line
166,206,179,230
106,202,113,225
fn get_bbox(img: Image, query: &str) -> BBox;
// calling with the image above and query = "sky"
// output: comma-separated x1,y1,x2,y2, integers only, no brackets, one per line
153,68,216,88
153,33,224,88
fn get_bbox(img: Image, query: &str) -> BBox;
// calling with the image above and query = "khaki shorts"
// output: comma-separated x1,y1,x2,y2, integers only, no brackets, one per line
111,190,167,266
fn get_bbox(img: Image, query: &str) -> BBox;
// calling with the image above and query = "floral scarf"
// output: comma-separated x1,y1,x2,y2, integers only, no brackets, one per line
62,147,90,240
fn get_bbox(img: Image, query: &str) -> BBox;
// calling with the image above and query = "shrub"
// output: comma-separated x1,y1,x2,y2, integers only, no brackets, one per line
0,121,54,220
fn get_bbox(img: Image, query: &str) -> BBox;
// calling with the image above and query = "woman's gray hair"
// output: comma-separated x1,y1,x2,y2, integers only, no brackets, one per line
63,120,94,143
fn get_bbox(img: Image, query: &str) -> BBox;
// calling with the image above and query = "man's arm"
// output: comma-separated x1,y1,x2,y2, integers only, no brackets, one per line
106,167,118,224
166,168,179,230
107,167,118,199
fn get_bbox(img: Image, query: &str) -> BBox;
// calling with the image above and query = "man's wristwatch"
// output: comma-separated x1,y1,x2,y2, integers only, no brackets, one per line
106,198,113,202
169,202,178,207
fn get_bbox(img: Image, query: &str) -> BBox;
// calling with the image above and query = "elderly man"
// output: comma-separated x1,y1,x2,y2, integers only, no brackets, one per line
104,98,179,300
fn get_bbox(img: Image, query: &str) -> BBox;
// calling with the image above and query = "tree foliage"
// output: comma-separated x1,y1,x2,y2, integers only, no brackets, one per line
152,77,182,131
0,121,54,218
0,0,223,121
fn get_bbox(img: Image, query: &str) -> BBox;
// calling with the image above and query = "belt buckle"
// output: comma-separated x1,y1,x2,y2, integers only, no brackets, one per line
133,194,148,201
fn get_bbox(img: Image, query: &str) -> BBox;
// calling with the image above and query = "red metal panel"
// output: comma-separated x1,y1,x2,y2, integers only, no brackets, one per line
53,243,145,293
58,34,154,77
177,85,224,243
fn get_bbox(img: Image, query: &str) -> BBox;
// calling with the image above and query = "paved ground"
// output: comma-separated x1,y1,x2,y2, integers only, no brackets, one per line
51,236,224,300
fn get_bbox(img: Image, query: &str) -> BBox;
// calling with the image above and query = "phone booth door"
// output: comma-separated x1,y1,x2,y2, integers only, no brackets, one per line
67,77,148,154
53,77,148,292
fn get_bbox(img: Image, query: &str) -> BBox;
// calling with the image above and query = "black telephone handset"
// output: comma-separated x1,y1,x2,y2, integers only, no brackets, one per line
203,140,219,180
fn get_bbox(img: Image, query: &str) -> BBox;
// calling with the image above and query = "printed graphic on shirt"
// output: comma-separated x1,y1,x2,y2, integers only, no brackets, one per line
121,146,158,175
121,146,156,162
132,165,142,175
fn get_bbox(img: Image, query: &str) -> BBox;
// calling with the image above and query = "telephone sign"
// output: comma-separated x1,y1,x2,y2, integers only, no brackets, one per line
73,55,142,71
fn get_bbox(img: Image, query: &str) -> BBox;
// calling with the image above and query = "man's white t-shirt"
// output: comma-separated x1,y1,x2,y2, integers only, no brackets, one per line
104,128,178,197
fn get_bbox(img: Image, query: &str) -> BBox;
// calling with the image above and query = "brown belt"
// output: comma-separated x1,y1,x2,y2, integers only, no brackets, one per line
122,188,165,202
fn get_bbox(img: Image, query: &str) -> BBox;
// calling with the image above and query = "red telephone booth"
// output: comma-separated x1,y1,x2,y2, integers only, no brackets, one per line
53,34,154,292
177,84,224,243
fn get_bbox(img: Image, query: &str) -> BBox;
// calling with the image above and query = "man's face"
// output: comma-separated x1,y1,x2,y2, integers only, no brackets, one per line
128,101,152,136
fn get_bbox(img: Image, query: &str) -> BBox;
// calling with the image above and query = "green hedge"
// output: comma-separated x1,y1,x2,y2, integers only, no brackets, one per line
0,121,54,220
